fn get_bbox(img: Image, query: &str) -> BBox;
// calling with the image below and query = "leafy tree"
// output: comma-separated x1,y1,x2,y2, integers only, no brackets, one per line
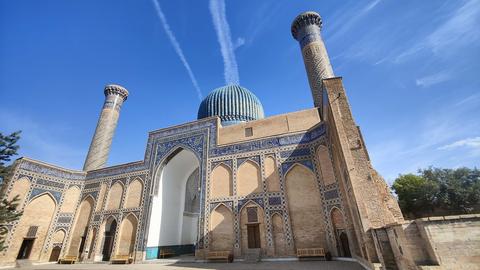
0,196,22,251
392,167,480,218
392,174,439,218
0,131,22,251
0,131,21,184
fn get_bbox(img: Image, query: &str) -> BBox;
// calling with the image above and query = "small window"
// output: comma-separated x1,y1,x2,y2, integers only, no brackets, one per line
245,127,253,137
247,207,258,223
26,226,38,238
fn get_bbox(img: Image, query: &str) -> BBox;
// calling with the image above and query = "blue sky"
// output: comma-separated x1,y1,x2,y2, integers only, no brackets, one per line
1,0,479,184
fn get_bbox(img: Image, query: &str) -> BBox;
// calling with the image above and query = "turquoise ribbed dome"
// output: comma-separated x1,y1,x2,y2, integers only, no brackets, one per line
197,85,264,126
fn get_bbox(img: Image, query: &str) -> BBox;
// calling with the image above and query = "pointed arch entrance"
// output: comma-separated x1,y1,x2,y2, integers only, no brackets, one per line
146,147,201,258
102,217,117,261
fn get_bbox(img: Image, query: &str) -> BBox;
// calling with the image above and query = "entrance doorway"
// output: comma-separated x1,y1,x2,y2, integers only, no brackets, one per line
49,246,61,262
339,231,351,257
102,219,117,261
247,224,261,248
17,239,34,259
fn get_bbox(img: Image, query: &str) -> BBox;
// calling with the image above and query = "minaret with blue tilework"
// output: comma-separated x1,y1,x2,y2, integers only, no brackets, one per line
83,84,128,171
292,11,334,108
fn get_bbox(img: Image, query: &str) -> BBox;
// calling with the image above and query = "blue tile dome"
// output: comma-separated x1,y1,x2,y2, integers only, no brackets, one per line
198,84,265,126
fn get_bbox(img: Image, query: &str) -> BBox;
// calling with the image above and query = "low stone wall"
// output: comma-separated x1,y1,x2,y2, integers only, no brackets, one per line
416,214,480,270
383,214,480,270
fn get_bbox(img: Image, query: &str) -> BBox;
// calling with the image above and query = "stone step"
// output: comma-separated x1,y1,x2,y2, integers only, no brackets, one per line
244,248,261,263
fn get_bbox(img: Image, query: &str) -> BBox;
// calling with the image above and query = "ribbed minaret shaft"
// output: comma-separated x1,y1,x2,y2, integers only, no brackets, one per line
83,84,129,171
291,11,334,108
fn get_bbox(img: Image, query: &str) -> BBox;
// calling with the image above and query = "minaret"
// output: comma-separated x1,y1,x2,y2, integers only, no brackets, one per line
83,84,129,171
291,11,334,108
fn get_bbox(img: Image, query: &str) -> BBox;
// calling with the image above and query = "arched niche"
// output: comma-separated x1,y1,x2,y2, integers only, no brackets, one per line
125,179,143,208
331,207,351,257
7,177,30,209
239,201,265,254
285,164,327,249
6,193,56,262
210,164,232,198
146,148,200,254
106,182,123,210
60,186,81,213
237,160,262,196
100,216,117,261
209,204,234,252
265,156,280,192
317,145,336,186
272,213,286,256
67,196,95,257
116,214,138,256
52,229,66,244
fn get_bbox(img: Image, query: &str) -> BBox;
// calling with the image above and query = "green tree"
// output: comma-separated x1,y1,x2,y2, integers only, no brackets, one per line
0,131,22,251
0,196,22,251
392,174,439,218
393,167,480,218
0,131,21,184
420,167,480,214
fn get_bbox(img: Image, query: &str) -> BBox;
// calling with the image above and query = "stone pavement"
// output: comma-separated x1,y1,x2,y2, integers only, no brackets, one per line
9,261,364,270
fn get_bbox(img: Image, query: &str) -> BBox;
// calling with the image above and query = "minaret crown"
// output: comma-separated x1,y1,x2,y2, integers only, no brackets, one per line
291,11,322,41
104,84,129,101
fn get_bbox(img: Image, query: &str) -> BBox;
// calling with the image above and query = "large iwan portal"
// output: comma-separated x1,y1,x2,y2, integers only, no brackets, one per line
146,148,200,258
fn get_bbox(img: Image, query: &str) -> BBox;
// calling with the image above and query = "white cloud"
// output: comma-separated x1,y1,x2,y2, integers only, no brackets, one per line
426,0,480,55
415,71,451,87
151,0,203,100
393,0,480,63
327,0,382,42
438,137,480,150
209,0,240,85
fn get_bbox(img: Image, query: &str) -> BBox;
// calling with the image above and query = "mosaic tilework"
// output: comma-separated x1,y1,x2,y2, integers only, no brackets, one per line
19,160,85,180
268,196,282,205
36,178,65,189
29,188,62,203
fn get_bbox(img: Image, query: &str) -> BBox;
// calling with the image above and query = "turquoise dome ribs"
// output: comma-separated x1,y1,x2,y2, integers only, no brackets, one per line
197,85,265,126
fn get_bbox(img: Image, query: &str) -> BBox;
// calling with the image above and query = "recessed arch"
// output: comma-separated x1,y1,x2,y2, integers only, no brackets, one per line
6,193,56,261
317,145,336,186
67,196,94,257
28,191,59,205
125,178,143,208
52,229,66,244
106,181,124,210
271,213,286,256
330,207,346,230
285,163,327,249
239,201,265,254
209,204,234,252
210,163,232,198
265,156,280,192
100,216,118,261
237,160,262,196
115,213,138,256
146,148,200,254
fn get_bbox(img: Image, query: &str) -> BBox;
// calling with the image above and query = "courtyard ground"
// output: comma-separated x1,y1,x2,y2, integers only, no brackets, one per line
8,261,364,270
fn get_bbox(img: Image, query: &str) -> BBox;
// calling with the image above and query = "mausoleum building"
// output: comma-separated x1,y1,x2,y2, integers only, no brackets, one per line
2,11,478,270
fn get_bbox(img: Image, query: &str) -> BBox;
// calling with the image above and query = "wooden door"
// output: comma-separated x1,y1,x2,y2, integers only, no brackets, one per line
49,246,61,262
247,224,261,248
